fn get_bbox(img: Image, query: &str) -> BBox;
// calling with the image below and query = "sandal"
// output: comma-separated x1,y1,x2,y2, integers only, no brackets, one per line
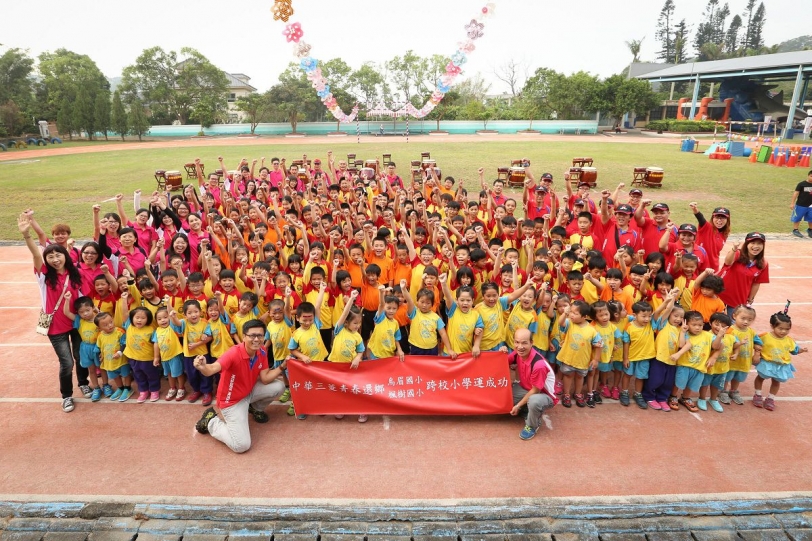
679,397,699,413
668,396,680,410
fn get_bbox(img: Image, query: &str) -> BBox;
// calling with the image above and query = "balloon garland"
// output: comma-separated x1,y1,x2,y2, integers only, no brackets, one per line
272,1,496,122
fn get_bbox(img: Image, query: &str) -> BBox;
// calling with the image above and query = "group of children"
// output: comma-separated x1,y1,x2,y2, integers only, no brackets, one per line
37,152,805,419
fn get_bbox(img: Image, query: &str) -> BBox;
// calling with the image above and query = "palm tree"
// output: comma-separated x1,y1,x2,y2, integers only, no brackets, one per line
625,37,644,78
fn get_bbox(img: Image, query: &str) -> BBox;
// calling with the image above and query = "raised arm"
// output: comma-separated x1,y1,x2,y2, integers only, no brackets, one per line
18,212,44,270
400,279,416,314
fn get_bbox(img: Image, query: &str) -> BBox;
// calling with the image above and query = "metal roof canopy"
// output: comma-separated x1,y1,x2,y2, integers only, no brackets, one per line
635,51,811,137
637,51,812,82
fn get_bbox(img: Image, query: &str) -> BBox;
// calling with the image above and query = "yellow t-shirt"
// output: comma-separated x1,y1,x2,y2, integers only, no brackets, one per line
123,322,155,362
568,232,595,251
289,320,328,361
709,334,739,375
267,317,293,363
475,297,510,351
759,333,797,365
152,325,183,361
505,304,538,350
624,317,656,362
328,325,365,363
445,302,484,354
533,309,552,352
97,328,126,372
76,318,100,345
304,286,333,330
728,326,759,373
581,277,603,305
208,316,236,359
368,312,402,359
557,320,602,370
173,319,210,357
677,331,714,372
593,322,620,365
655,322,682,366
612,318,629,362
407,307,444,350
230,309,259,342
673,275,696,311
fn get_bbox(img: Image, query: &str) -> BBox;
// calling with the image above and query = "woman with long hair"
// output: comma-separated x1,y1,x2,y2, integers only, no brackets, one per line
718,232,770,316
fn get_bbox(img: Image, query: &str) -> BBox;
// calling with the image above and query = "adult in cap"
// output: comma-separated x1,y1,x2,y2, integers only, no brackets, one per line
635,200,678,257
565,177,597,213
690,203,731,271
658,222,708,274
595,191,640,265
718,232,770,314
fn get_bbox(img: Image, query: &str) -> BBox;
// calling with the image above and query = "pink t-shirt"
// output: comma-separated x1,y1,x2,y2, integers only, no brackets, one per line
36,266,82,336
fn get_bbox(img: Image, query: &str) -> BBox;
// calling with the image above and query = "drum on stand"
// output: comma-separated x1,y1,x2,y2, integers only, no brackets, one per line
421,159,436,171
364,159,380,174
645,167,664,187
581,167,598,187
165,170,183,191
508,166,526,187
360,167,376,181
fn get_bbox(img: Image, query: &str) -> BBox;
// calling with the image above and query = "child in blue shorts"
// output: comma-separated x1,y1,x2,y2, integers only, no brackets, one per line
670,311,722,413
94,312,131,401
697,313,741,413
63,293,109,401
152,307,186,401
753,309,808,411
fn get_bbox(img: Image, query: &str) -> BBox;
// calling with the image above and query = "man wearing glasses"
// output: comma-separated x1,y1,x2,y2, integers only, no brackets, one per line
193,319,286,453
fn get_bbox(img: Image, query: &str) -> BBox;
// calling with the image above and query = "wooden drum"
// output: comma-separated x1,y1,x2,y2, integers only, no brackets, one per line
165,170,183,191
508,166,526,187
581,166,598,186
645,167,664,186
364,159,380,174
421,159,436,170
360,167,376,181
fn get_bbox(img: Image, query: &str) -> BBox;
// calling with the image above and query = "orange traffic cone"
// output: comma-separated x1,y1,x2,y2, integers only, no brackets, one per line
749,148,759,163
787,151,799,168
768,150,775,165
800,152,810,168
775,150,786,167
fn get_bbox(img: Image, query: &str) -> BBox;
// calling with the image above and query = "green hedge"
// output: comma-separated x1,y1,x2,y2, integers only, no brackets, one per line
646,119,718,132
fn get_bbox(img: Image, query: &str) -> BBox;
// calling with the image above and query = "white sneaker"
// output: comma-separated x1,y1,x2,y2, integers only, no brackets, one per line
358,415,368,423
62,397,75,413
79,385,92,398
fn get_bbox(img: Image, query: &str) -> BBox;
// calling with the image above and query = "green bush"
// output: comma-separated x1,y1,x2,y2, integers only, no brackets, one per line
645,119,717,132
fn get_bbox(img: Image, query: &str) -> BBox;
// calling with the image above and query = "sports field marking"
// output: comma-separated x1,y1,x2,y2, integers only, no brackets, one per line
383,415,391,430
0,281,36,284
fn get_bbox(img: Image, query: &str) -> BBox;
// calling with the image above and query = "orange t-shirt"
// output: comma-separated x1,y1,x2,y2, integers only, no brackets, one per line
366,253,394,286
360,281,382,311
600,287,634,315
691,287,725,323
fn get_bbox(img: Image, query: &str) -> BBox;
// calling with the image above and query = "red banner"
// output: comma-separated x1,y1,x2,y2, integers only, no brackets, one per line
287,352,512,416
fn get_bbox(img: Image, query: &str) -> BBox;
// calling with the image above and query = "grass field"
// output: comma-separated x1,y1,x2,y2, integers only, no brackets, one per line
0,139,804,240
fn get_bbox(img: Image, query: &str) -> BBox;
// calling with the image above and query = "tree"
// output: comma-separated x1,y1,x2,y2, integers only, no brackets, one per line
128,98,150,141
741,0,757,50
674,19,690,64
600,74,659,126
625,38,644,78
384,52,448,103
0,100,25,136
694,0,730,60
94,91,111,140
0,48,34,108
725,14,742,55
426,90,460,131
268,64,321,133
57,97,74,140
493,59,527,97
547,71,603,119
348,62,383,107
520,67,559,121
37,49,109,121
656,0,676,63
749,2,766,50
235,91,272,134
120,46,228,125
73,85,95,139
111,90,128,141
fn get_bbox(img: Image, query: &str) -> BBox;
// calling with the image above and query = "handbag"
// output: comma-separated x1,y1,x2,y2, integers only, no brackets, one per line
36,278,70,336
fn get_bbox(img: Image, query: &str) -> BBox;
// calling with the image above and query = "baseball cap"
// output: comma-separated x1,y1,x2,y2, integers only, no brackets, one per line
577,181,590,188
652,203,669,211
313,158,321,164
615,204,634,214
629,188,643,196
745,232,766,243
678,223,698,235
541,172,554,180
712,207,730,217
573,198,586,206
535,185,548,192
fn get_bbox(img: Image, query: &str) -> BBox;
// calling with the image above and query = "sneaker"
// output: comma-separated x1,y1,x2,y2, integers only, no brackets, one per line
79,385,92,399
600,384,611,399
764,397,776,411
90,388,102,402
175,389,186,402
118,388,132,402
554,381,563,396
149,391,160,402
668,396,680,411
287,403,296,416
278,389,291,403
634,392,648,409
201,393,213,406
103,384,114,398
137,392,148,404
593,392,603,405
611,387,620,400
575,394,586,408
730,390,744,405
165,388,177,401
297,413,308,420
62,397,75,413
753,393,764,408
697,398,708,411
658,400,671,411
718,390,731,405
334,414,345,420
519,425,537,440
358,415,369,423
562,394,572,408
187,391,202,403
109,388,123,401
647,400,662,410
807,228,812,239
249,405,269,423
619,390,630,406
792,229,804,238
586,393,596,408
196,407,216,434
709,400,724,413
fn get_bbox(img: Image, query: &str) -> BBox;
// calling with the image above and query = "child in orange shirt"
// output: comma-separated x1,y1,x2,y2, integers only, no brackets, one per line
691,268,726,330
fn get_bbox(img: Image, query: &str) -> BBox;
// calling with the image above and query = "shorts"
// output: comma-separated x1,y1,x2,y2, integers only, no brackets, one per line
612,361,624,372
675,366,704,393
756,360,796,383
545,349,559,366
559,363,588,378
161,355,184,378
409,344,438,356
791,205,812,223
483,342,506,353
78,342,100,368
701,373,726,390
105,364,132,379
725,370,749,383
623,359,651,379
598,362,614,373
